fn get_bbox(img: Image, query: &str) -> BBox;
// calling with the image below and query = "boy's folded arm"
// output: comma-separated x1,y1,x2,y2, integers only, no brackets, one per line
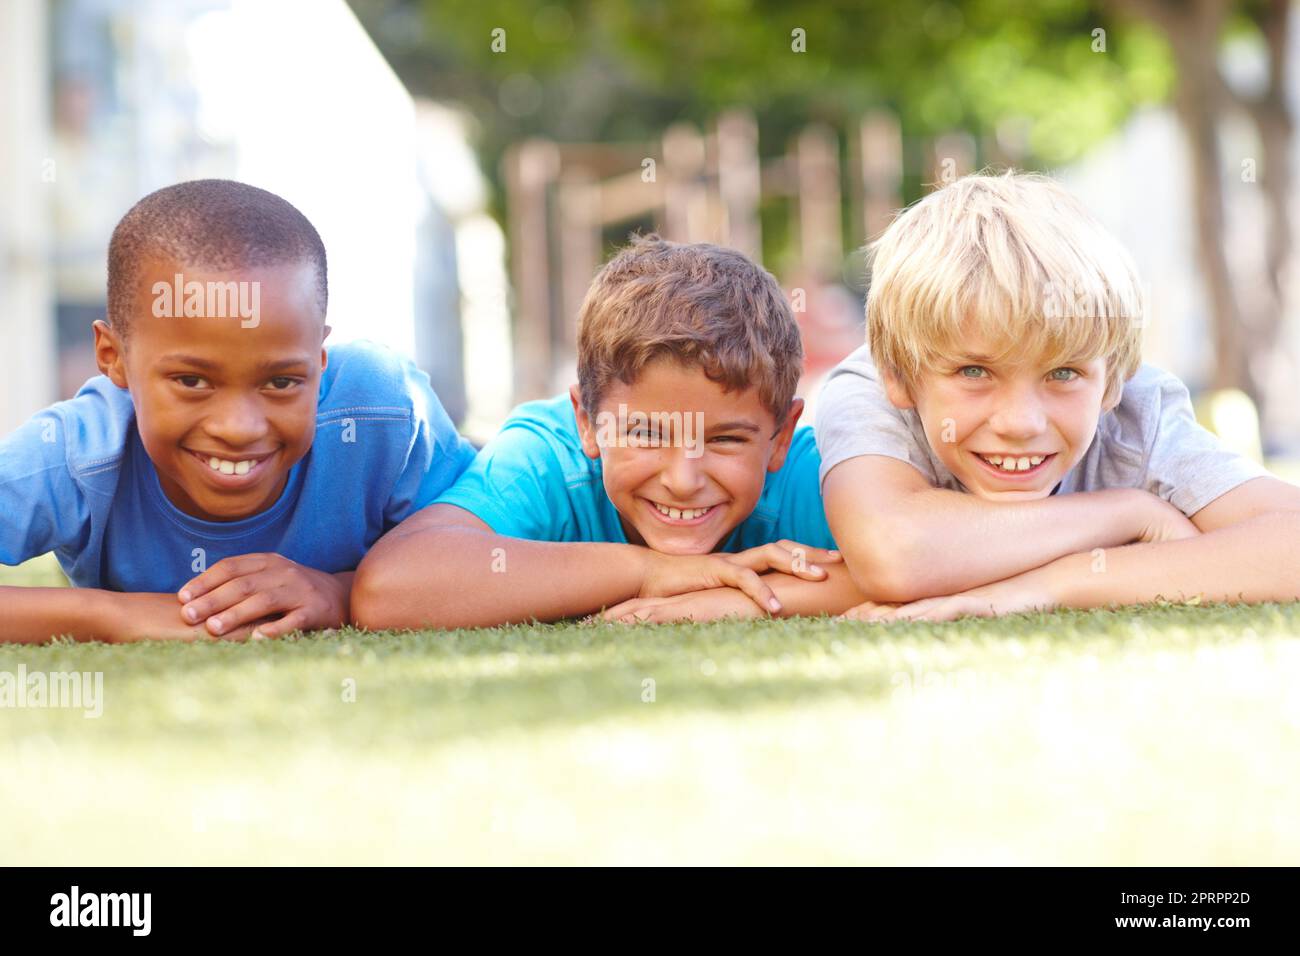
600,560,863,623
351,506,823,629
1,587,113,643
823,455,1184,603
0,587,220,643
1048,476,1300,609
759,563,865,617
351,504,659,630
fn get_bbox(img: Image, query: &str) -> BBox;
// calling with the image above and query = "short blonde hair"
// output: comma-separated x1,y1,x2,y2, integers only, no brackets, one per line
577,235,802,424
867,170,1144,406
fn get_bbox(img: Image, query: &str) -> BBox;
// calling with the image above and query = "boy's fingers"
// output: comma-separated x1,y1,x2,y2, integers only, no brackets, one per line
723,567,780,614
840,600,896,621
178,554,269,603
200,588,286,636
253,609,309,639
774,541,843,565
733,543,828,580
182,573,272,625
601,598,642,620
840,601,878,621
891,598,951,621
214,622,260,642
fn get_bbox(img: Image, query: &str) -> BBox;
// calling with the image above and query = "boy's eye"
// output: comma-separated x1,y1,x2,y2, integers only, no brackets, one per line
957,365,989,379
1048,367,1081,382
174,375,210,389
266,376,301,391
709,434,746,444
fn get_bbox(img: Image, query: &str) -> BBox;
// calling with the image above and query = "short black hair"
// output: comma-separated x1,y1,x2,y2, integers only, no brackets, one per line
106,179,328,334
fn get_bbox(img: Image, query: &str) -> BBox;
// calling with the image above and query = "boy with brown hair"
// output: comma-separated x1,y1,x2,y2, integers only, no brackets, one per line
352,236,863,628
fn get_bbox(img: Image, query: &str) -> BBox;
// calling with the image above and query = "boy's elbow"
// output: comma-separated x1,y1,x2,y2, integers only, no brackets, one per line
350,556,460,631
840,533,933,604
351,559,418,630
348,561,391,630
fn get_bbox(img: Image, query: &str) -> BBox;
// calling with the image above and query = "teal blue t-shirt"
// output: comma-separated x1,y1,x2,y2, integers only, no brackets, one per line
436,395,835,550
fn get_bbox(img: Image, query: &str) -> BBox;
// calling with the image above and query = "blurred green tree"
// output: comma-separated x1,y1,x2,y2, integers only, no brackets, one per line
350,0,1290,405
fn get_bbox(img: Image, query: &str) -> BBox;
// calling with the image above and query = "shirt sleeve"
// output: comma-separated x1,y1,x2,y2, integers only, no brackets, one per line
1141,371,1272,516
0,407,93,566
814,345,932,488
434,422,573,540
772,429,838,549
382,357,480,529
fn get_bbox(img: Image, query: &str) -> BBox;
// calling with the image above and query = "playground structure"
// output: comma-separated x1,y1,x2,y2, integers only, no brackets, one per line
501,109,945,402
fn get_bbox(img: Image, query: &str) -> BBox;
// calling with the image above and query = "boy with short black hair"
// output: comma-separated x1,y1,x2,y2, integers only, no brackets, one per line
0,179,475,642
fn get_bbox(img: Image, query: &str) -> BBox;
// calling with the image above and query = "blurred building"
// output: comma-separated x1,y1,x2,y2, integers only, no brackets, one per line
1,0,511,439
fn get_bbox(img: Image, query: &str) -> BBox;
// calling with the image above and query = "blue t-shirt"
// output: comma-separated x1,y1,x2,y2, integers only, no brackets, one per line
436,395,835,551
0,341,476,591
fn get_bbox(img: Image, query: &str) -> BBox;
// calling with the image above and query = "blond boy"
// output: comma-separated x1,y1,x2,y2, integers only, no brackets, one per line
818,171,1300,621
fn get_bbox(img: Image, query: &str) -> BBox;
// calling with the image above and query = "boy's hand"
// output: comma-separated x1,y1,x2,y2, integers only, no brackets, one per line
640,541,841,614
600,587,763,624
177,554,350,638
841,563,1060,623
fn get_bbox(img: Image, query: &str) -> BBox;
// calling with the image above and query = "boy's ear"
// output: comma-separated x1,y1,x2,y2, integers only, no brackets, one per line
766,397,805,473
569,384,601,460
881,368,915,410
320,324,331,374
92,320,129,389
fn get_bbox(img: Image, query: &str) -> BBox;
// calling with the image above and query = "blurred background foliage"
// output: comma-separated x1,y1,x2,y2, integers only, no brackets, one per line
352,0,1175,205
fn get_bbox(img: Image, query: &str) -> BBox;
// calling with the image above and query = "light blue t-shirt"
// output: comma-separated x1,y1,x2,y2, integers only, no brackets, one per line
816,344,1270,516
436,395,836,551
0,341,477,591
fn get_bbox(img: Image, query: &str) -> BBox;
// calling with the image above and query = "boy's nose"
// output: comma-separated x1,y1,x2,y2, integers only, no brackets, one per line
204,394,271,447
659,447,706,499
988,389,1048,439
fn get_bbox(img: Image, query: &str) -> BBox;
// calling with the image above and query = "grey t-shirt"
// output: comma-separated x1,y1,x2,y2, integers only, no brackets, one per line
815,344,1269,517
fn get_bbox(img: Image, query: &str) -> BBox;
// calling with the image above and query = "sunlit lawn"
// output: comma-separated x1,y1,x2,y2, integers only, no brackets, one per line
3,553,1298,864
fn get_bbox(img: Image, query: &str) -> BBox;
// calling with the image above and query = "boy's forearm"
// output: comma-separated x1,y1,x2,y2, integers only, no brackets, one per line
352,525,653,629
842,486,1159,602
1047,510,1300,608
763,564,866,617
0,587,125,643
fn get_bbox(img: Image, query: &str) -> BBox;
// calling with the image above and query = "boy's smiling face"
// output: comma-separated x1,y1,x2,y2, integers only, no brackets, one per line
571,358,802,554
884,332,1112,501
94,254,328,522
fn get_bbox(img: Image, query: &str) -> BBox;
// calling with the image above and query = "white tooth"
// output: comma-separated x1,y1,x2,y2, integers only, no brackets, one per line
234,460,251,476
1029,455,1044,466
989,456,1003,465
219,459,235,475
209,456,221,471
1016,456,1031,471
669,508,681,520
1000,458,1017,471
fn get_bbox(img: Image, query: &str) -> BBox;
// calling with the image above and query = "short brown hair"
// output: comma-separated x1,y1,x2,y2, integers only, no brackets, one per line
576,236,802,424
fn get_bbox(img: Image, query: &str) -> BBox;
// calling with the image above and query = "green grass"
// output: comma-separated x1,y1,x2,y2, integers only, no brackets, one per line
3,555,1300,863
